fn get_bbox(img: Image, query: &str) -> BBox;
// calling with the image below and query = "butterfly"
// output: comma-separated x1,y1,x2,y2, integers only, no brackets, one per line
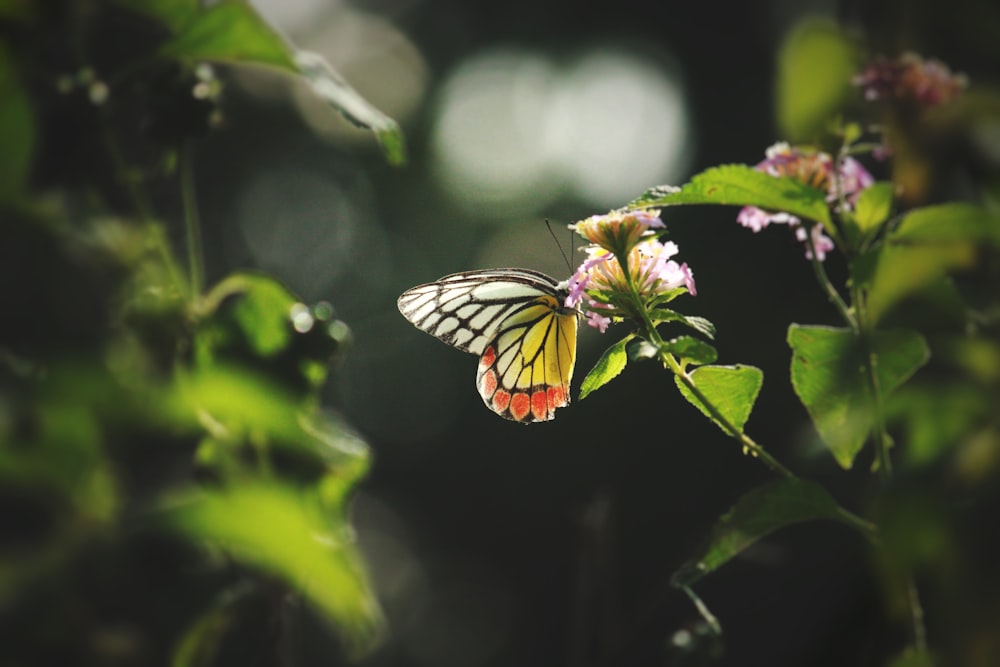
397,268,578,423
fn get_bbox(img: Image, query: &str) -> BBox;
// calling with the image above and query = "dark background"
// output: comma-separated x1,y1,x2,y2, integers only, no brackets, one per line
10,0,1000,665
191,1,998,666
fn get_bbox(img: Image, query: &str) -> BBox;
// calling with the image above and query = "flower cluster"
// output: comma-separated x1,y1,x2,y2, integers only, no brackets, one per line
737,142,874,261
853,52,967,107
565,210,695,332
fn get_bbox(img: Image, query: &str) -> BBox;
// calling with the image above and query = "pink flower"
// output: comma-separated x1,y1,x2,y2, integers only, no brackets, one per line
565,238,696,331
569,208,665,256
737,142,874,261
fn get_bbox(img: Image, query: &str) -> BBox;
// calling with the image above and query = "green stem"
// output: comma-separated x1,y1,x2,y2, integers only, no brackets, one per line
618,252,795,479
180,140,204,299
100,108,186,295
805,225,857,332
850,283,892,481
678,584,722,637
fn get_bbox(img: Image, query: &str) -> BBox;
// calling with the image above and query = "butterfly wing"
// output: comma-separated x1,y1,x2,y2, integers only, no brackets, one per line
397,269,578,423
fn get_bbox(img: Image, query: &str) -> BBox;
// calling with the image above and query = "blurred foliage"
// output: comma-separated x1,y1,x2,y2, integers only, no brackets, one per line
0,1,394,665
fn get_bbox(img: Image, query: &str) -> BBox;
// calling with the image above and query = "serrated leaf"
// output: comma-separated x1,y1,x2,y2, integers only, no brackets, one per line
661,336,717,366
675,364,763,434
630,165,831,227
776,20,860,141
788,325,929,469
158,2,297,71
647,309,716,339
853,182,894,238
579,335,632,400
162,482,383,655
681,315,716,340
672,478,854,586
294,51,407,166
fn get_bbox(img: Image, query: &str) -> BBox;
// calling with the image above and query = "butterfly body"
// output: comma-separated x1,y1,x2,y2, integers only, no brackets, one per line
397,269,578,423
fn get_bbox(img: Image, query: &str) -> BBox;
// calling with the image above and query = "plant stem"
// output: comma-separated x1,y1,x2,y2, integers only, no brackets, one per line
180,140,205,299
805,227,857,331
618,253,796,479
100,109,186,295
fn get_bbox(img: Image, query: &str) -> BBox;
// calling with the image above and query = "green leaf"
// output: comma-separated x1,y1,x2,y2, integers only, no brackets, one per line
672,478,857,586
158,2,297,71
171,583,253,667
293,51,407,166
647,309,716,339
660,335,717,366
891,202,1000,245
152,3,406,165
162,482,383,655
675,364,763,434
862,204,998,323
579,335,632,400
776,19,861,141
886,382,993,466
853,182,894,238
0,43,35,198
630,164,831,227
885,648,936,667
788,325,929,469
198,272,297,359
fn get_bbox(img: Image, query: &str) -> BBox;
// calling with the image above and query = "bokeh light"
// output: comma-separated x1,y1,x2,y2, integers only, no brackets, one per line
429,45,692,217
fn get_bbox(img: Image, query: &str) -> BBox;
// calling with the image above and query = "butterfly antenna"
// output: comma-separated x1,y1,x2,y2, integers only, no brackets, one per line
545,218,574,274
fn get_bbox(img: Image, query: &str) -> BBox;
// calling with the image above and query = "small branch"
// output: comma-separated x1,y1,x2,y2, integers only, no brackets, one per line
805,226,857,331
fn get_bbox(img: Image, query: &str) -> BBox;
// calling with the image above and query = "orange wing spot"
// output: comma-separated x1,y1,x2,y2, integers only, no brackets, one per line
510,393,531,421
531,390,549,420
479,369,498,397
479,345,496,368
547,385,567,410
492,390,511,412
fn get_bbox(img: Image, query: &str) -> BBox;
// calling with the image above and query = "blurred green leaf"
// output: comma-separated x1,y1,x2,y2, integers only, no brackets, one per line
149,3,406,165
163,482,383,655
195,272,351,397
293,51,407,166
631,165,832,227
891,202,1000,244
888,382,992,466
885,648,936,667
660,335,717,366
776,20,860,141
0,43,35,198
0,0,34,20
171,583,253,667
862,204,998,323
853,181,894,239
579,335,632,400
158,2,296,71
172,365,305,443
198,272,297,360
788,325,929,469
672,478,858,586
675,364,763,434
113,0,200,33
